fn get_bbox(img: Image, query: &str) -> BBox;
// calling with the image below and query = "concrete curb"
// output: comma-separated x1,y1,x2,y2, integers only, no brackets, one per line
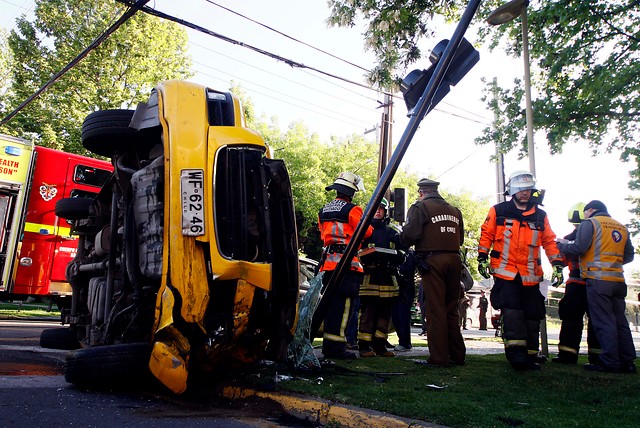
220,384,443,427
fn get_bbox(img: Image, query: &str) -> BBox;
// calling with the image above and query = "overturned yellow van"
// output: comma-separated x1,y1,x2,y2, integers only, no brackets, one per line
41,81,300,393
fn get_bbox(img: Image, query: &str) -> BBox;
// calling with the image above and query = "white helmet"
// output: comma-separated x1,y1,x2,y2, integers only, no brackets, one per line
325,172,365,197
506,170,536,196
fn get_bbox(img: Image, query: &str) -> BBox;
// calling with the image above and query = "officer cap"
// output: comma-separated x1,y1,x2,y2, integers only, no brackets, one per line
417,178,440,190
584,200,607,213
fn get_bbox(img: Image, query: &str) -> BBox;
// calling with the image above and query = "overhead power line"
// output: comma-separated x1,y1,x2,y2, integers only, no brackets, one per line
0,0,149,126
129,2,492,127
203,0,371,73
119,1,387,95
190,42,378,111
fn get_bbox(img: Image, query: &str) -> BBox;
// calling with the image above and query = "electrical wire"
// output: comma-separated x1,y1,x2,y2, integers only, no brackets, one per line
149,3,492,126
125,1,387,95
190,42,377,112
0,0,149,126
203,0,370,72
192,61,372,127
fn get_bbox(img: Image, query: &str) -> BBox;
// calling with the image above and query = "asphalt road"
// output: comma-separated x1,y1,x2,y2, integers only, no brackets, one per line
0,320,317,428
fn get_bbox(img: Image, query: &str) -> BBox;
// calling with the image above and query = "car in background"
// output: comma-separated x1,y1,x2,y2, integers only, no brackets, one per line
298,257,318,298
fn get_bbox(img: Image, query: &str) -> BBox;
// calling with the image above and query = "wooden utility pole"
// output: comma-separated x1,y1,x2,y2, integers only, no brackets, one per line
377,93,393,183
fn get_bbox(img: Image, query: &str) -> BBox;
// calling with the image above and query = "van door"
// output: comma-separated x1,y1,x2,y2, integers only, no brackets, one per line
0,189,19,288
0,135,34,293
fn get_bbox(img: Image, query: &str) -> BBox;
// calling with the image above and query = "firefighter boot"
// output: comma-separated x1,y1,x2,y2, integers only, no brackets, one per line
502,309,528,370
505,346,529,371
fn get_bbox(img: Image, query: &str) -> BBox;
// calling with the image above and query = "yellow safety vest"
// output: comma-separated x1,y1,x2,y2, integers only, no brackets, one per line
580,216,628,282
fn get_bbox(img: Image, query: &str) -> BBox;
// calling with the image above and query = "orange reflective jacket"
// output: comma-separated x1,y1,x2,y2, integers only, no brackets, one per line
318,198,373,272
478,201,562,286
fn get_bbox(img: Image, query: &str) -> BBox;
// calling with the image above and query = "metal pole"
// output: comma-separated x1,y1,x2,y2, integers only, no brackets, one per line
521,7,548,356
522,8,535,177
493,77,506,204
310,0,482,337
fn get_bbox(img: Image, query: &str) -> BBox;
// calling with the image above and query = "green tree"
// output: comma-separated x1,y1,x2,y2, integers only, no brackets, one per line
327,1,640,232
326,0,460,89
3,0,192,153
442,189,491,278
0,28,13,128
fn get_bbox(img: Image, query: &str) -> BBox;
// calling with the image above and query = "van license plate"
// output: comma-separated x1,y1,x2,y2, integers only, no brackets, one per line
181,169,205,236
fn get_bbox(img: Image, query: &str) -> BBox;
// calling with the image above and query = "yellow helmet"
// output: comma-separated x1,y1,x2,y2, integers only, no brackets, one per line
568,202,586,224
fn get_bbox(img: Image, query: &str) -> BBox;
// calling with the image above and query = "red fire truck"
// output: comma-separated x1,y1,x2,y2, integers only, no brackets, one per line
0,133,113,308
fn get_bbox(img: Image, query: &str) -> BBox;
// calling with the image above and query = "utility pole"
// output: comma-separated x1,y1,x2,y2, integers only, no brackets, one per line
493,78,506,204
377,93,393,183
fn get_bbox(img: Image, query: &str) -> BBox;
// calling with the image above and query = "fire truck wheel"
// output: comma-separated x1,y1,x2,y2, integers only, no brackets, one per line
64,342,152,387
55,197,93,220
40,327,80,350
82,109,136,157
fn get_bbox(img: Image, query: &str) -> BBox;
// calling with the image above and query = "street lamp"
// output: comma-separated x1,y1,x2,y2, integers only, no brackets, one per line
488,0,549,357
487,0,535,176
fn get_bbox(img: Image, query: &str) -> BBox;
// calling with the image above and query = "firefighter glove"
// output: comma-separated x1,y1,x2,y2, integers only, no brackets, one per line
551,265,564,287
477,254,491,279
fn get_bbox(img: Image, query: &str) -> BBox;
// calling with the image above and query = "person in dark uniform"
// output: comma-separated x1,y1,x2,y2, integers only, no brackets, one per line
317,172,372,360
552,202,601,365
459,292,471,330
392,249,418,352
557,200,636,373
357,198,404,357
400,178,466,367
478,291,489,330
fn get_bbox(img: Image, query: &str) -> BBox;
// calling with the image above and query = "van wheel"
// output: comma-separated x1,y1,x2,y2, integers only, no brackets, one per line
64,343,152,387
82,109,136,157
40,327,80,350
55,198,93,220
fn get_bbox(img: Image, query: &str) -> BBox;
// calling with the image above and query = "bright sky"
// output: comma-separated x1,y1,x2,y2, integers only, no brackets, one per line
2,0,639,271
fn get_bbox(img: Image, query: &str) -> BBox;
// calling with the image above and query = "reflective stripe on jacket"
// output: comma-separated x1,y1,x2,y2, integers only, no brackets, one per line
580,216,628,282
318,198,372,272
478,201,562,286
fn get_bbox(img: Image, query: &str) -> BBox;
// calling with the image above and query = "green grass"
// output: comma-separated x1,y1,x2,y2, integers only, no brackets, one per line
238,351,639,428
0,301,61,319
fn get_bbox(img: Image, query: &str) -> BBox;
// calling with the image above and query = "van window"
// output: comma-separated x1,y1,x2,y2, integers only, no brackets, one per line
74,165,111,187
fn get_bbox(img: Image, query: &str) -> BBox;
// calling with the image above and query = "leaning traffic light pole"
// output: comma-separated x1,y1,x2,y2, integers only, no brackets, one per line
311,0,483,338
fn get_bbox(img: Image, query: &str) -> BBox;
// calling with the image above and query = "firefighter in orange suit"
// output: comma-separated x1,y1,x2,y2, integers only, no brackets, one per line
477,171,564,371
552,203,601,365
317,172,373,359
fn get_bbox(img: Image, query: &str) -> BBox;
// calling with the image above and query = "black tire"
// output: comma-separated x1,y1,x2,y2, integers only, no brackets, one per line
64,342,152,386
82,109,136,157
40,327,81,350
55,197,93,220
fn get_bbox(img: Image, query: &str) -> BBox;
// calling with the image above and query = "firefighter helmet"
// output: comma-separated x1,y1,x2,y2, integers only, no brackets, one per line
325,172,364,197
506,170,537,196
568,202,586,224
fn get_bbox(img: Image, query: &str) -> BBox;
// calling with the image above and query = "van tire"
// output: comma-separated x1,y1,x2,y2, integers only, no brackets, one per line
55,198,93,220
64,342,152,386
40,327,80,350
82,109,136,157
